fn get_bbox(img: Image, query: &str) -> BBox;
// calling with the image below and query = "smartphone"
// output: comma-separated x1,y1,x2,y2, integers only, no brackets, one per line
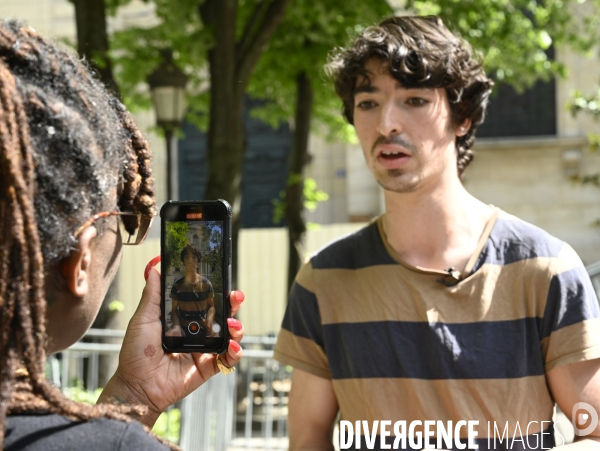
160,200,232,353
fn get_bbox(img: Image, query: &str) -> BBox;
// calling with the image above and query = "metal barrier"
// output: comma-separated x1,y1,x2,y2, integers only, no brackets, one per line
230,336,291,451
51,331,290,451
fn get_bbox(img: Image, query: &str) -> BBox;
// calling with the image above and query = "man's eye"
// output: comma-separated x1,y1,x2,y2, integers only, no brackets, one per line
355,100,376,110
407,97,428,106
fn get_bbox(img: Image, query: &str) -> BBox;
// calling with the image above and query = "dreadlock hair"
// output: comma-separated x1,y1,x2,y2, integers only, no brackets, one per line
326,15,494,175
0,20,177,449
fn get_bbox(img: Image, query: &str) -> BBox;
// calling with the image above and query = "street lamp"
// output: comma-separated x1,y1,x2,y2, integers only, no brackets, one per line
147,49,189,200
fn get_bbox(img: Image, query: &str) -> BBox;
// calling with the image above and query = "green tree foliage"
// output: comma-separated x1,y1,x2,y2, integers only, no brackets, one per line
247,0,391,138
570,86,600,152
165,222,189,270
409,0,576,89
568,85,600,193
272,177,329,225
110,0,212,120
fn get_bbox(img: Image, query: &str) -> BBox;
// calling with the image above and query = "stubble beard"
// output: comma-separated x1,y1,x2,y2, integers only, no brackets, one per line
374,168,422,193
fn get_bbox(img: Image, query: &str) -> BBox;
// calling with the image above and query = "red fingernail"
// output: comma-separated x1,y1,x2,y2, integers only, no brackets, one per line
144,256,161,281
229,340,241,352
227,318,242,331
235,291,245,302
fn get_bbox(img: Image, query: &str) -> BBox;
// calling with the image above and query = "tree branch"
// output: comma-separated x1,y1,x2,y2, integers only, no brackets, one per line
235,0,291,91
236,1,270,59
198,0,216,28
73,0,119,96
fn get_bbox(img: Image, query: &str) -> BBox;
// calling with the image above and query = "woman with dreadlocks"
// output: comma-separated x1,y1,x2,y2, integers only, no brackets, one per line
0,20,245,450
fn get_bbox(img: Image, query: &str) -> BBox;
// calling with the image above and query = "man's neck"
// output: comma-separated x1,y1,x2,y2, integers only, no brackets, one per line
382,176,494,274
184,273,199,284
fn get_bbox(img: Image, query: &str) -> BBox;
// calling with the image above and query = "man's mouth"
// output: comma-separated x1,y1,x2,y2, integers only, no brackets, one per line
380,149,409,160
375,146,412,169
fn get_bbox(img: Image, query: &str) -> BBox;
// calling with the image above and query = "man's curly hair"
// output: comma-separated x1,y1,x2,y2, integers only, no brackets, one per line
180,244,203,264
326,15,494,174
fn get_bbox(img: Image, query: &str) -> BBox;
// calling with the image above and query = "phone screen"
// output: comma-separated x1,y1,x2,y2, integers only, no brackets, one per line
161,201,231,353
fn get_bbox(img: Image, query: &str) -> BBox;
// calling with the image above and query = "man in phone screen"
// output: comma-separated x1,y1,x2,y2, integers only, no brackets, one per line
274,15,600,451
166,244,217,337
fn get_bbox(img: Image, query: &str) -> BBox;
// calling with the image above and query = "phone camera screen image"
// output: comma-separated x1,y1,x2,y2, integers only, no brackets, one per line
161,201,231,353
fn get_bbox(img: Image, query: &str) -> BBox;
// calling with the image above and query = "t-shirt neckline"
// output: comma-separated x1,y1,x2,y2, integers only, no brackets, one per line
375,206,499,279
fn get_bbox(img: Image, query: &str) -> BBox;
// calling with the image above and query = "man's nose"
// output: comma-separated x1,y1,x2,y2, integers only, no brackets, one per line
376,100,403,137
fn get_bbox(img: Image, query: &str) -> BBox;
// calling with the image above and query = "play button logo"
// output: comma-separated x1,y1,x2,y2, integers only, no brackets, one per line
188,321,200,335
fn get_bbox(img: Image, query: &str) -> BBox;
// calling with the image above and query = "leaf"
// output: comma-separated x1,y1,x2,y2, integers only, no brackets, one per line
108,300,125,312
271,176,329,224
152,408,182,444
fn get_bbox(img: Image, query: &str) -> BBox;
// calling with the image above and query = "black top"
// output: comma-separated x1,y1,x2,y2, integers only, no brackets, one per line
5,413,170,451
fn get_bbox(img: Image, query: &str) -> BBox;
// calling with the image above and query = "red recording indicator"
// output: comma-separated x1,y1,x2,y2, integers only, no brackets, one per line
186,212,203,219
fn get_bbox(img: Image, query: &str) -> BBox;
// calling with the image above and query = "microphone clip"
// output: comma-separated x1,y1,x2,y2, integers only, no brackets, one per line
435,267,462,287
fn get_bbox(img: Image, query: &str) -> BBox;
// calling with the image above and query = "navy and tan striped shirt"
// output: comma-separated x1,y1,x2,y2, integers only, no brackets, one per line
274,208,600,450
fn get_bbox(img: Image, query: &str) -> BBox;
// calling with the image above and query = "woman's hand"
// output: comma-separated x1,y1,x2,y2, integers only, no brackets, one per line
97,266,244,428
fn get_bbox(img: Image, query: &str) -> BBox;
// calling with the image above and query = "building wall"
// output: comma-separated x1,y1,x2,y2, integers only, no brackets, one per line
467,137,600,265
0,0,75,40
304,134,350,224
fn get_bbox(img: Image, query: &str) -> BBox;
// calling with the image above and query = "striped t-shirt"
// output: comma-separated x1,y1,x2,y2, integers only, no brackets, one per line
274,208,600,450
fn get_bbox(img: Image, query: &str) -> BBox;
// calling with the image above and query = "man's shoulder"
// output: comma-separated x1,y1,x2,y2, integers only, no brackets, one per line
483,209,570,265
308,219,396,270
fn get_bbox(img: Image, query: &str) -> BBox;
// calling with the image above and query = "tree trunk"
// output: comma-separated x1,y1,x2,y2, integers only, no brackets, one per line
285,71,313,293
199,0,291,287
73,0,119,95
200,0,244,287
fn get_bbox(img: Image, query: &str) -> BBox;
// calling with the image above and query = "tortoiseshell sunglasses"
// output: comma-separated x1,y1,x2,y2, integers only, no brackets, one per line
74,211,155,245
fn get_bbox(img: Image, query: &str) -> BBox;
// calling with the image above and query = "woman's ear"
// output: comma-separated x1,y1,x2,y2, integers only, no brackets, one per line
60,226,97,298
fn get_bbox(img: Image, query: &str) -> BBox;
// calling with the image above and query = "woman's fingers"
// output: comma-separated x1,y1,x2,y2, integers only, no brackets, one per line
217,318,244,369
230,290,245,317
131,265,162,324
220,339,243,368
144,256,161,281
227,318,244,343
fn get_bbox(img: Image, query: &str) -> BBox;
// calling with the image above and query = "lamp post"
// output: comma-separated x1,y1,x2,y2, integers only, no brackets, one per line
147,49,189,200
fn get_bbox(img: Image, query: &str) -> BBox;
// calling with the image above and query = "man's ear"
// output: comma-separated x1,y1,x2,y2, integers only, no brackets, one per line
456,118,472,137
60,226,97,298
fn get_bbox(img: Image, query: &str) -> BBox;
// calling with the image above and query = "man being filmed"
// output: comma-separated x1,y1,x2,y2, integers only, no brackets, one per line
167,244,217,337
274,15,600,450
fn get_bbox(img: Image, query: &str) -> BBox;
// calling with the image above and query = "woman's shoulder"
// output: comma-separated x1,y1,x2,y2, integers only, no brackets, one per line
5,413,170,451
